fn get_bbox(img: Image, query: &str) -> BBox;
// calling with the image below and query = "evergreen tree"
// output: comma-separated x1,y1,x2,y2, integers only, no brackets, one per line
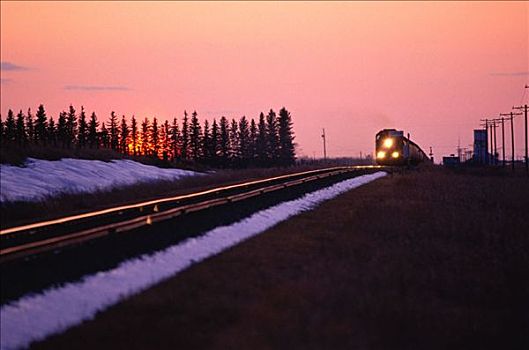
189,111,202,160
170,117,181,161
229,119,239,164
238,116,251,166
162,120,170,161
120,115,129,154
131,115,138,155
141,117,150,155
15,110,27,146
219,116,230,166
100,122,109,148
109,111,119,151
211,118,220,166
266,109,280,165
34,104,48,145
181,111,189,160
57,111,68,148
278,107,296,165
4,109,16,144
47,117,57,146
159,120,166,159
249,118,258,165
78,106,88,148
202,119,211,163
65,104,77,148
26,108,34,144
88,112,99,148
257,112,267,166
151,117,159,157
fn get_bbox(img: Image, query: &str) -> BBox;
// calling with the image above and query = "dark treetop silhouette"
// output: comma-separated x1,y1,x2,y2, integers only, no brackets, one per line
0,105,296,169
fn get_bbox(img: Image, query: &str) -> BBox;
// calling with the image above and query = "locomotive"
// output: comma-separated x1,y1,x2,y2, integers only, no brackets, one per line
375,129,430,166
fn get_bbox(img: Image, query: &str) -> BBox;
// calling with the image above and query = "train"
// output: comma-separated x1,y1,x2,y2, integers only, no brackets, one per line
375,129,430,166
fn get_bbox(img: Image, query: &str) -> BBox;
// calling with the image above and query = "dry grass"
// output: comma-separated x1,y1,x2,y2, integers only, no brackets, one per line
33,167,529,349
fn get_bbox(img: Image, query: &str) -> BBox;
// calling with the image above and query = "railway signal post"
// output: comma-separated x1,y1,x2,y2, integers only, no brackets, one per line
321,128,327,160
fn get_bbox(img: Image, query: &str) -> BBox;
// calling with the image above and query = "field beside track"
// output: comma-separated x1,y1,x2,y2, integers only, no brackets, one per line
34,166,529,350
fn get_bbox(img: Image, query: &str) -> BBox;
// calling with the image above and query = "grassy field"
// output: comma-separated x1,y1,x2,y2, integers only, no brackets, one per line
34,166,529,349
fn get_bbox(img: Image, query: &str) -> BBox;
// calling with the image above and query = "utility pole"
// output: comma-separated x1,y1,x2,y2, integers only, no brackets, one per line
501,112,522,172
321,128,327,160
513,103,528,174
486,119,490,165
489,119,493,164
498,117,505,166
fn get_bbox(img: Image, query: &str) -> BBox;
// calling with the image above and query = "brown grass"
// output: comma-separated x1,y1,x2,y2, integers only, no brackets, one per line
32,167,529,349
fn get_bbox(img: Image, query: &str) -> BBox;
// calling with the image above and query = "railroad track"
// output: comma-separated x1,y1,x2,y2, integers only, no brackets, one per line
0,166,385,264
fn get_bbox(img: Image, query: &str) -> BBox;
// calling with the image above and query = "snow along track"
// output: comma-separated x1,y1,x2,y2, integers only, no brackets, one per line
0,171,386,350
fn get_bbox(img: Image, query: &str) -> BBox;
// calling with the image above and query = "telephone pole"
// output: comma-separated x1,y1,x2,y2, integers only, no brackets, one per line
489,120,494,164
321,128,327,160
513,103,528,174
493,117,506,166
501,117,505,166
500,112,521,172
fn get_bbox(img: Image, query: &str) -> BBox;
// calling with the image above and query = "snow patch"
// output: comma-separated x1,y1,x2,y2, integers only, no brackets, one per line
0,171,386,350
0,158,200,202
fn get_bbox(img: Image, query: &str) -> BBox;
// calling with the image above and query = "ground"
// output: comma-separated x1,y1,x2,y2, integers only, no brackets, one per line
33,166,529,349
0,165,330,228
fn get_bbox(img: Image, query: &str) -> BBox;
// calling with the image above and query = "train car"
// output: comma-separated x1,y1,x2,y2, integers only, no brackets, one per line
375,129,430,166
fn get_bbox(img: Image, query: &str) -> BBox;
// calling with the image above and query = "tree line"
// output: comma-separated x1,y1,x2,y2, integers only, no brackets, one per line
0,104,296,168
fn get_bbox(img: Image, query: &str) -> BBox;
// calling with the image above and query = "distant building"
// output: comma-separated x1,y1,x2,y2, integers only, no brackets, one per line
443,155,460,166
473,129,488,164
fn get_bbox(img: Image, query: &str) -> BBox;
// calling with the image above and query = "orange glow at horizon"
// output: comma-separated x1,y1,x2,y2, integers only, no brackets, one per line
1,1,527,160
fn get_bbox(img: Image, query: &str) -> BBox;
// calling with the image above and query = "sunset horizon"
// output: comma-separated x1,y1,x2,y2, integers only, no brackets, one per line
2,1,527,160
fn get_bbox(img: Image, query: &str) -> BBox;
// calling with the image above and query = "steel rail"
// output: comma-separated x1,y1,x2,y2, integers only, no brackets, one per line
0,165,381,236
0,167,378,263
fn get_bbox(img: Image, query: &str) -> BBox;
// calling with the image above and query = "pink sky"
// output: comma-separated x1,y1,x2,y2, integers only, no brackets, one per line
1,1,527,160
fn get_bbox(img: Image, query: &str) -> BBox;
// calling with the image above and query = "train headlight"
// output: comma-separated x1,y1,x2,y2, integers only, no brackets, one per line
391,151,400,158
383,138,393,148
377,151,386,159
